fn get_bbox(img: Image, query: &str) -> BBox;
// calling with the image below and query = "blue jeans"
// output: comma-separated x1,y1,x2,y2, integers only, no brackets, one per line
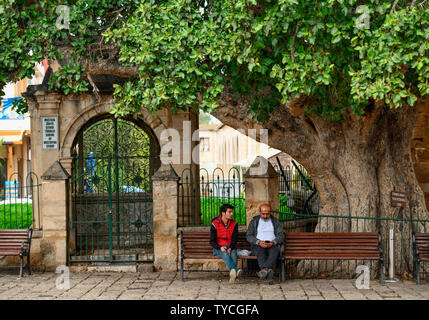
213,245,239,272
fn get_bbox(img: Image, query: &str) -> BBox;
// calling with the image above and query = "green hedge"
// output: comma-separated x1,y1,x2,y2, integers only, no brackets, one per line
200,197,246,225
200,195,296,225
0,204,33,229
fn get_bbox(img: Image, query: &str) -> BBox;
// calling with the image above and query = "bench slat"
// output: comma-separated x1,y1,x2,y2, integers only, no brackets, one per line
284,232,381,262
285,246,379,251
286,232,377,237
0,251,21,255
285,255,379,260
286,240,377,244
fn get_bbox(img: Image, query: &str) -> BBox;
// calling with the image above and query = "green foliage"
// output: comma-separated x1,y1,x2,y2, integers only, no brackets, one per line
0,0,138,101
0,204,33,229
1,1,428,122
11,98,28,115
49,62,89,95
200,196,246,225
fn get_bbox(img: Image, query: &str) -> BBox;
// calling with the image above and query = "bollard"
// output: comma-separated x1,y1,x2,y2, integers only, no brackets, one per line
385,228,399,283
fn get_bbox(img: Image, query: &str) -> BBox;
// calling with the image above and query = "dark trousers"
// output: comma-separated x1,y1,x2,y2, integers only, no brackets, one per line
251,244,280,270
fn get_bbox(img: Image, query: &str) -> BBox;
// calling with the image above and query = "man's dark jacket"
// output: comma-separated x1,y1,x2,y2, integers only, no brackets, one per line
246,215,285,246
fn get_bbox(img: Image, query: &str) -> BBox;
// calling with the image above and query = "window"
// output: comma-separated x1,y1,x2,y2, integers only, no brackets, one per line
200,137,210,152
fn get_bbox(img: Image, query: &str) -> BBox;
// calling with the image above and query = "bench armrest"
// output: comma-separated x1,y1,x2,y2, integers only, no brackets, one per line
20,240,25,255
28,229,33,246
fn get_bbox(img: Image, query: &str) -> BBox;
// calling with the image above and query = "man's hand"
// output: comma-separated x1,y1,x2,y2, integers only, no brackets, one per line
259,241,274,248
227,248,232,256
220,246,227,252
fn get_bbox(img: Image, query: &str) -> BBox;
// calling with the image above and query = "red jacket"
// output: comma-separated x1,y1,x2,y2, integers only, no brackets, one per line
210,215,238,249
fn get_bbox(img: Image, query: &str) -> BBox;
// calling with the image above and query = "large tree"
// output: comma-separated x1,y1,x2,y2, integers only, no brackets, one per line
1,0,428,273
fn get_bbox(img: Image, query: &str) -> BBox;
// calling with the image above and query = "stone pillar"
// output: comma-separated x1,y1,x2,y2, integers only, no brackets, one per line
28,92,62,179
40,161,70,270
156,108,200,226
152,163,179,271
244,156,279,226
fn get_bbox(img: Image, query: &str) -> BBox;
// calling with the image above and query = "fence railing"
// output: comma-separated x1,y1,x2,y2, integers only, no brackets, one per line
178,167,245,227
272,210,429,280
274,160,320,218
0,172,41,230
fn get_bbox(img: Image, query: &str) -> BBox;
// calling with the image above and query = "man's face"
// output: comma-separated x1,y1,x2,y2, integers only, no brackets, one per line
260,205,271,221
224,208,233,220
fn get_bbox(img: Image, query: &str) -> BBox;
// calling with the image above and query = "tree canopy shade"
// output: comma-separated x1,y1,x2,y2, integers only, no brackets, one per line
105,0,429,122
0,1,427,121
0,0,429,120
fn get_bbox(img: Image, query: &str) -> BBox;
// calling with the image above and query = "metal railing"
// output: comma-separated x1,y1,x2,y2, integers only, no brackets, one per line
274,159,319,218
178,167,246,227
272,210,429,280
0,172,41,230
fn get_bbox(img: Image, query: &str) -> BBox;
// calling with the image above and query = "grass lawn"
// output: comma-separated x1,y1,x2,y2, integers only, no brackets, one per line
0,204,33,229
200,197,246,225
200,194,295,225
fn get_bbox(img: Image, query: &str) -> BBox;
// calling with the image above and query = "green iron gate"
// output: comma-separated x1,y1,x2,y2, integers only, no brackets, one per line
69,117,156,263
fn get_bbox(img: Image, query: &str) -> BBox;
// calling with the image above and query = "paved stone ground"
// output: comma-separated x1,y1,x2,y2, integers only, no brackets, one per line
0,270,428,300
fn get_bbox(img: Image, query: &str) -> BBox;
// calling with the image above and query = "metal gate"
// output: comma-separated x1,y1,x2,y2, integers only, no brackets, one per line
68,117,155,263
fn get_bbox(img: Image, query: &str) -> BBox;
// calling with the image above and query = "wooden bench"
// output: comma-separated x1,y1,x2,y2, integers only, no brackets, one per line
0,229,33,277
180,231,284,281
284,232,384,282
412,232,429,284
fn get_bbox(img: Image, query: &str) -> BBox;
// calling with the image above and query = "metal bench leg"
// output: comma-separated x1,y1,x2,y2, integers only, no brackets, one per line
19,254,24,278
379,260,384,284
281,258,285,282
180,231,184,281
417,262,421,285
27,254,31,275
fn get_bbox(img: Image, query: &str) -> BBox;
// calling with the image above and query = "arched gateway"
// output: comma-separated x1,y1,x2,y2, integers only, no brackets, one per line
25,85,198,270
68,115,160,263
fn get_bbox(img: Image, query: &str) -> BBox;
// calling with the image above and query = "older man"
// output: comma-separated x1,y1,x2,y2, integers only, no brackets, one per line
246,203,284,284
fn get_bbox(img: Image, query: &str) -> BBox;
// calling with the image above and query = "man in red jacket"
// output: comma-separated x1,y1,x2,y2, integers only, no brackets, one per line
210,204,242,283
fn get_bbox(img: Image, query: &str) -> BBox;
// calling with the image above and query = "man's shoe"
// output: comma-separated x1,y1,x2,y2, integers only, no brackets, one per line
236,269,242,281
257,269,268,279
229,269,237,283
267,269,274,285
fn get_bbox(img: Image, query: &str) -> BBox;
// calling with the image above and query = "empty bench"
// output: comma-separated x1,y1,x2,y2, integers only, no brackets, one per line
284,232,384,282
180,231,284,281
0,229,33,277
413,232,429,284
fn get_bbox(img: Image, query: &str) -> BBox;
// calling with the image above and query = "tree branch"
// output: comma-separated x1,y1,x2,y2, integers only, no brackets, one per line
291,22,301,64
390,0,400,13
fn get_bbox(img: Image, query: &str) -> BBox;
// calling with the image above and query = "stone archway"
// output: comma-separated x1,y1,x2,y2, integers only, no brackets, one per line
60,98,166,162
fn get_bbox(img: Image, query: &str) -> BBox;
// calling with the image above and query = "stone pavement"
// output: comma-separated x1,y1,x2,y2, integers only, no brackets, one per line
0,270,428,300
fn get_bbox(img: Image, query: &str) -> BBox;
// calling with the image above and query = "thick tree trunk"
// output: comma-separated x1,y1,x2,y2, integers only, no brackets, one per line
213,92,429,277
